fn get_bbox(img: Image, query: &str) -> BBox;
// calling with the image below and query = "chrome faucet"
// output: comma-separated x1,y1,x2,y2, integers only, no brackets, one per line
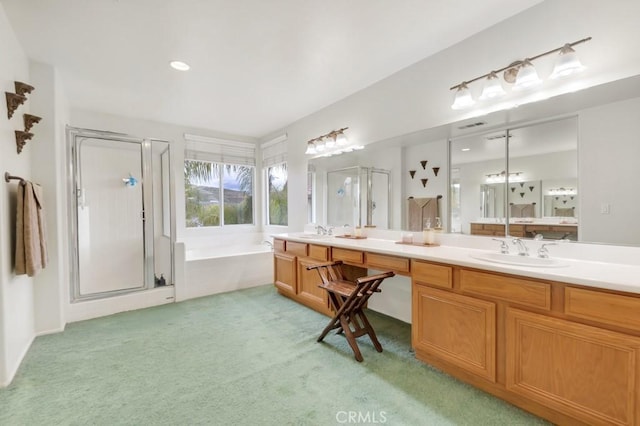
537,242,557,258
512,238,529,256
492,238,510,254
316,225,333,236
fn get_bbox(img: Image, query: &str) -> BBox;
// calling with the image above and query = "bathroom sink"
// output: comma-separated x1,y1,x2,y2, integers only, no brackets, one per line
470,252,568,268
294,233,332,239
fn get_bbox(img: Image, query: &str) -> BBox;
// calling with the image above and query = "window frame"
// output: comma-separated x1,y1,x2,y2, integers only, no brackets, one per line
265,161,288,227
184,158,256,229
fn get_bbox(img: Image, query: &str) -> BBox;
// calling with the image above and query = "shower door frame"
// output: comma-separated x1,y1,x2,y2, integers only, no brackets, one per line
325,166,391,228
67,126,172,302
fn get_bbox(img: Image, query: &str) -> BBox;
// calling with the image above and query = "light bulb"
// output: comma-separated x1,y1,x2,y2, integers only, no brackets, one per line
513,60,542,91
305,140,316,155
451,83,475,109
550,44,585,79
479,72,506,100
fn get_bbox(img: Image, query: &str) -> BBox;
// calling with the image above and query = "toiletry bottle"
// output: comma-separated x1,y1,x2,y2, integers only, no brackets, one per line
423,219,434,245
433,217,442,244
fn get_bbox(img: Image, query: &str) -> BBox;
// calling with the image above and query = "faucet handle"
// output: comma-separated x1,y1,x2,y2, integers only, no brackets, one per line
538,242,558,258
492,238,510,254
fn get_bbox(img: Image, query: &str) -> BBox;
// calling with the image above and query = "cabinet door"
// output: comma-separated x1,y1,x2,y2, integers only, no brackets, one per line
297,257,330,315
412,285,496,382
274,253,296,295
506,308,640,426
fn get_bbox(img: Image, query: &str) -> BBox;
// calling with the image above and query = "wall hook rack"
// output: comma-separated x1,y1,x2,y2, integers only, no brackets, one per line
15,130,34,154
5,92,26,119
23,114,42,132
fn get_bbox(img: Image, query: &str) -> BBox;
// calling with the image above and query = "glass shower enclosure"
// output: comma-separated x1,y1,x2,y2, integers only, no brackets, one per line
326,166,390,229
67,127,174,302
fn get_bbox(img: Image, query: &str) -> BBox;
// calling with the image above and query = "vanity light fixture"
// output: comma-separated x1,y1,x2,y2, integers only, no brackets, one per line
450,37,591,109
169,60,190,71
305,127,352,156
485,171,523,183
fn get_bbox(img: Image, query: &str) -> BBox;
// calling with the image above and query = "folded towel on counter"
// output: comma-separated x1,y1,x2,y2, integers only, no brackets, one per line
15,181,48,277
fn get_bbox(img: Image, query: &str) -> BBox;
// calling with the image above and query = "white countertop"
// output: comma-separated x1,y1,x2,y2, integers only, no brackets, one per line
273,233,640,295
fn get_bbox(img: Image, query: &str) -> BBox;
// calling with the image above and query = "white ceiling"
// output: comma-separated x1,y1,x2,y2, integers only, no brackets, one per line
2,0,541,138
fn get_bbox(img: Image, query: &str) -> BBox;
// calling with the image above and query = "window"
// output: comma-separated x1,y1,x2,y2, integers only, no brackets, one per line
184,160,254,227
266,163,287,225
184,133,256,228
261,134,288,226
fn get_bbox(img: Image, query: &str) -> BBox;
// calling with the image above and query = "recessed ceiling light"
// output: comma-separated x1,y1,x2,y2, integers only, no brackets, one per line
461,148,471,152
170,61,190,71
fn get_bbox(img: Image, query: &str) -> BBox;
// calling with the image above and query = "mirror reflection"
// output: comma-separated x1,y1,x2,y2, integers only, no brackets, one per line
308,74,640,246
451,117,578,241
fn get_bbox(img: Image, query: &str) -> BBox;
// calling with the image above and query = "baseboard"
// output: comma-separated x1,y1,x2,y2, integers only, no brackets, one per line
0,334,36,388
36,325,66,337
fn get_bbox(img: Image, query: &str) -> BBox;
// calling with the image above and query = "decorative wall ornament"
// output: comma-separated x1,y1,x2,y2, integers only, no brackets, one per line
420,160,427,169
511,187,516,192
23,114,42,132
529,185,535,192
5,92,26,119
409,170,416,179
14,81,35,96
432,167,440,176
15,130,33,154
421,178,428,187
520,192,525,198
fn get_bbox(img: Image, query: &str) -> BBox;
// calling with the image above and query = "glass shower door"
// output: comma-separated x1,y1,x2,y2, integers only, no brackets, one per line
74,137,148,298
327,167,361,227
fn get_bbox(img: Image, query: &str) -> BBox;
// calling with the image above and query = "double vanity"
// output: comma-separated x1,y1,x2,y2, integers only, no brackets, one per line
273,232,640,426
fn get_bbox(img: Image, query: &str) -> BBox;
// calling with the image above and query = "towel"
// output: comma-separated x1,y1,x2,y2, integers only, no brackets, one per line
407,197,439,231
15,181,48,277
510,203,535,218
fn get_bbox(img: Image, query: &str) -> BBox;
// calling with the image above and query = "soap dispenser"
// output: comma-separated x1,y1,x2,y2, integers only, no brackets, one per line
423,218,435,245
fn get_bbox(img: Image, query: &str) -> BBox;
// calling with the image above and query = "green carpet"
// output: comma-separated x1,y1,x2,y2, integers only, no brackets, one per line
0,285,550,425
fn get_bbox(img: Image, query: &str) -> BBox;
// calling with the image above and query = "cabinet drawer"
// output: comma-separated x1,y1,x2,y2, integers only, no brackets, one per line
331,247,364,265
286,241,308,257
366,253,410,273
412,261,452,289
273,239,285,253
308,244,329,261
565,287,640,329
460,270,550,310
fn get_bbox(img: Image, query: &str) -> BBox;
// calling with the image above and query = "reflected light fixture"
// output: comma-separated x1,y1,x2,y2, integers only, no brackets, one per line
450,37,591,109
305,127,353,156
169,60,190,71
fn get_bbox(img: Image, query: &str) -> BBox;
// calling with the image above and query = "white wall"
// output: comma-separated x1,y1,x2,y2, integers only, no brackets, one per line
0,3,34,387
261,0,640,234
579,97,640,245
29,61,68,337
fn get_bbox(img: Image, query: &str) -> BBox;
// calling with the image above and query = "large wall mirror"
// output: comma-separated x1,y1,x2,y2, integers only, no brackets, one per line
451,117,578,241
307,73,640,246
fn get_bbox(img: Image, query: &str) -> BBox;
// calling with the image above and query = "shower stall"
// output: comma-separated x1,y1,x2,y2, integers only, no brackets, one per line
67,127,174,302
326,166,391,228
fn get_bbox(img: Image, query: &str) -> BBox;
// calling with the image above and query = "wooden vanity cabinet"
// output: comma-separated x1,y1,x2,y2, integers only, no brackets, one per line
274,252,296,296
413,284,496,382
411,260,640,426
297,244,332,315
506,307,640,426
